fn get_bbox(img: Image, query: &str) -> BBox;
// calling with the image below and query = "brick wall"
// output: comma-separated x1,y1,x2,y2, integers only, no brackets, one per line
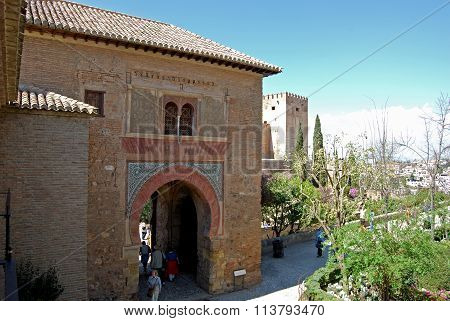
0,111,89,300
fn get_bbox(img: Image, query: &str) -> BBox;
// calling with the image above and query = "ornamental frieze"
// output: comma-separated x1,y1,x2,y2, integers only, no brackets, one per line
131,69,215,87
127,162,223,214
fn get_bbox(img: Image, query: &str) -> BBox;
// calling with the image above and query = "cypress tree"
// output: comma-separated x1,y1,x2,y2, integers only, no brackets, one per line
295,123,304,154
313,115,324,156
294,123,307,180
312,115,327,186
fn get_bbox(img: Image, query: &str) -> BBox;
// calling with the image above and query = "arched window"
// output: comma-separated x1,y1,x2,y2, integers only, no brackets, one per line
180,104,193,136
164,102,178,135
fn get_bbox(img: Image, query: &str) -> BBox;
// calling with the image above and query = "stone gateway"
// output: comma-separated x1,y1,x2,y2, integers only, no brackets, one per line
0,0,281,300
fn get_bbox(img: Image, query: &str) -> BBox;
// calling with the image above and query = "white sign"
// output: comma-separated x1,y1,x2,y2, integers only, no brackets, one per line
233,269,246,277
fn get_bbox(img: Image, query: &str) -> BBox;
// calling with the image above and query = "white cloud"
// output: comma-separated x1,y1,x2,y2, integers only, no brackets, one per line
308,104,435,159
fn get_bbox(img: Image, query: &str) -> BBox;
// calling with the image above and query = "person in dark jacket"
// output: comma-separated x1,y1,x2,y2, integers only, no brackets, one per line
315,228,325,257
139,241,151,273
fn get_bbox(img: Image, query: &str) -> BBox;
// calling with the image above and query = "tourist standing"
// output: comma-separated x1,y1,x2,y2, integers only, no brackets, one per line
315,228,325,257
139,241,151,274
141,225,147,242
147,270,162,301
150,245,165,278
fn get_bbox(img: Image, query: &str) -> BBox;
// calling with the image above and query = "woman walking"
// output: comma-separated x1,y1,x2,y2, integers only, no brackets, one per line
165,248,179,282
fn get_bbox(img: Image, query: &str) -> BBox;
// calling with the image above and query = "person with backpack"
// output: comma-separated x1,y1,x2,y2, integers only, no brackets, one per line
150,245,165,279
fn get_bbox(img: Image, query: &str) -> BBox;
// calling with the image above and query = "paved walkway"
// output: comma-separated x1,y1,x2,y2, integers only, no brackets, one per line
139,239,327,301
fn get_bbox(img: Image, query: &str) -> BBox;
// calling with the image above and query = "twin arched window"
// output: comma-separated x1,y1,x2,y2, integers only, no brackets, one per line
164,102,194,136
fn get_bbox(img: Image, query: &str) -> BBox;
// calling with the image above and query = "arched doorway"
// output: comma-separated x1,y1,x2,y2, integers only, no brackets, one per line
128,165,222,293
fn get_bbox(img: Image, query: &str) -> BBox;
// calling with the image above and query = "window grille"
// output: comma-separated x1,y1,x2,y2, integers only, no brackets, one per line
180,104,193,136
164,103,178,135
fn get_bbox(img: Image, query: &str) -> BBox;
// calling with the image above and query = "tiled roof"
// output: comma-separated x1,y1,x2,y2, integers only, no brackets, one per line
9,85,99,114
24,0,282,75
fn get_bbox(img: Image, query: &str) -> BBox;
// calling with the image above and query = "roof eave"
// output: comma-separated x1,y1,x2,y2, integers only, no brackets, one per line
25,24,283,76
1,0,27,106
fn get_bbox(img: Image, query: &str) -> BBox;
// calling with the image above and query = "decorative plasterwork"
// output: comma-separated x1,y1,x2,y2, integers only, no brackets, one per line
127,162,223,213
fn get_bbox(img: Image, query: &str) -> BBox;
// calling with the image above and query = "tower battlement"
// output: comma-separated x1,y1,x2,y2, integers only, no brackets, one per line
263,92,308,102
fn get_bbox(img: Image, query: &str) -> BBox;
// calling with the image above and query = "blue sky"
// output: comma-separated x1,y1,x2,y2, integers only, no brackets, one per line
75,0,449,116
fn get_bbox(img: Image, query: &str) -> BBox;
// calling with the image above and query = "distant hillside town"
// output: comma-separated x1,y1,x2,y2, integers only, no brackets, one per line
393,160,450,194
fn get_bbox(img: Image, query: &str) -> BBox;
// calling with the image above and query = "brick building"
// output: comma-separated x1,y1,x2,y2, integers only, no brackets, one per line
0,0,281,300
262,92,308,159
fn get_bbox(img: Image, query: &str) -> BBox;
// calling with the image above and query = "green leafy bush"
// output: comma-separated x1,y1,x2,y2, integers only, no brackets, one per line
331,220,449,300
17,261,64,300
434,223,449,241
399,190,448,211
262,174,316,236
302,264,341,301
365,198,401,215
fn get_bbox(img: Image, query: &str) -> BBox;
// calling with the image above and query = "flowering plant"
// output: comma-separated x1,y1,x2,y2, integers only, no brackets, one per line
421,288,449,301
348,188,358,199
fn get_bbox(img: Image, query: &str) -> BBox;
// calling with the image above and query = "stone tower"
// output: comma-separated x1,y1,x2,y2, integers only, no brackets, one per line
262,92,308,159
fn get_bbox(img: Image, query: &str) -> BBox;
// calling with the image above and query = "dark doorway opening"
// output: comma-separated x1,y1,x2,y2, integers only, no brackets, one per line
176,195,198,275
148,183,198,276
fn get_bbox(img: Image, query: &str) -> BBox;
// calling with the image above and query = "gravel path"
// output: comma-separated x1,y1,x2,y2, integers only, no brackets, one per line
139,239,327,301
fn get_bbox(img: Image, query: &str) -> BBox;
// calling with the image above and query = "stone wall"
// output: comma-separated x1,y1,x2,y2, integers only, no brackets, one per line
16,31,264,298
0,110,89,300
261,230,315,255
262,122,274,159
87,117,128,299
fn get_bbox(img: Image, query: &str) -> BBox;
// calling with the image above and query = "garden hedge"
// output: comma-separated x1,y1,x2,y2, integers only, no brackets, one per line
301,264,341,301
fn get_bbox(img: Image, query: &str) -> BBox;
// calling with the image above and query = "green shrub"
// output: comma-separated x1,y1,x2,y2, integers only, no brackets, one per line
302,264,341,301
399,190,449,211
434,224,449,241
17,261,64,300
332,220,450,300
365,198,401,215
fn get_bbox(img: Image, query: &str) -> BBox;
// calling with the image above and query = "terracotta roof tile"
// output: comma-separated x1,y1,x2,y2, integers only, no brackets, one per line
24,0,282,75
9,85,99,114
